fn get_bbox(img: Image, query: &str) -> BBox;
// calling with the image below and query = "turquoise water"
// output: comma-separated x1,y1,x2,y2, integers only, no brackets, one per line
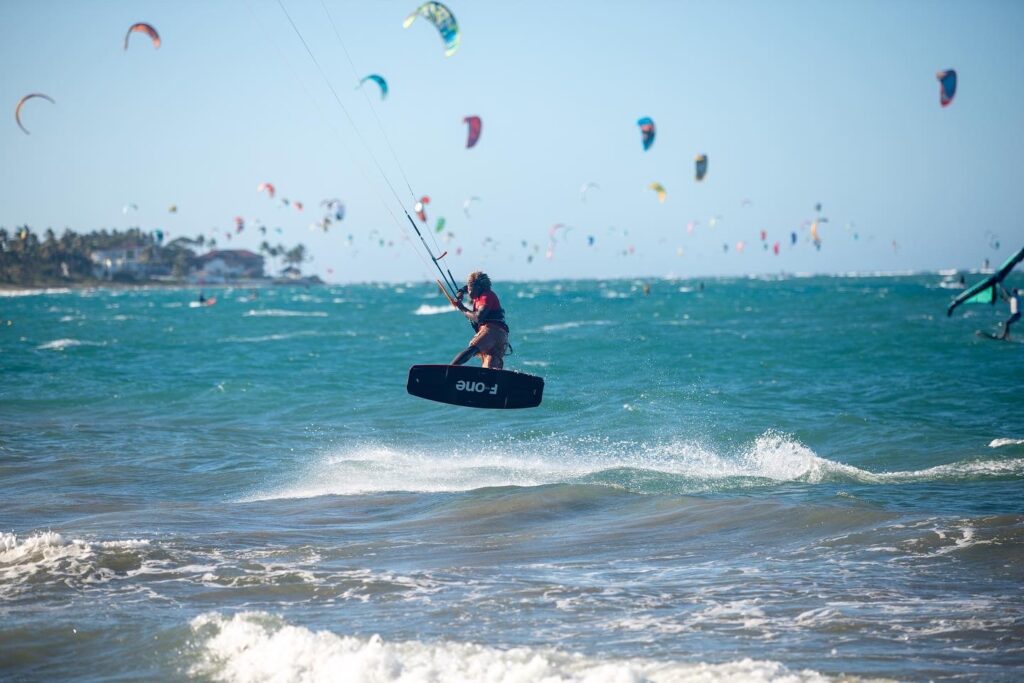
1,275,1022,682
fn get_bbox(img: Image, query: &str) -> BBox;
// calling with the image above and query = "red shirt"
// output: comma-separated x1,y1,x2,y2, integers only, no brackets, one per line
472,290,500,313
472,290,508,330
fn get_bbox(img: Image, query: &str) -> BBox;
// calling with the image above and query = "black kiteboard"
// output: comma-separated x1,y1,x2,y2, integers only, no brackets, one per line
407,365,544,409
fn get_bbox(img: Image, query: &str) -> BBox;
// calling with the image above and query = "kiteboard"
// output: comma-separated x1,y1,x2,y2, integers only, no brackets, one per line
407,365,544,409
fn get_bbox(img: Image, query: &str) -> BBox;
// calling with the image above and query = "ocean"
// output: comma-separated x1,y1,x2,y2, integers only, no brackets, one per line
1,275,1021,682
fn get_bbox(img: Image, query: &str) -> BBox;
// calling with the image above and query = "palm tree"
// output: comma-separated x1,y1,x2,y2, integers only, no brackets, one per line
283,244,307,270
258,241,272,278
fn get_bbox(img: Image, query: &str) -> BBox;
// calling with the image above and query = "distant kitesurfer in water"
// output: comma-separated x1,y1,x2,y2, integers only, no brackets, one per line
999,286,1020,339
451,271,509,369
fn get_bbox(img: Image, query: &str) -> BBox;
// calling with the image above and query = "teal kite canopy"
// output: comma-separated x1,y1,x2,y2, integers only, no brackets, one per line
359,74,388,100
637,117,655,151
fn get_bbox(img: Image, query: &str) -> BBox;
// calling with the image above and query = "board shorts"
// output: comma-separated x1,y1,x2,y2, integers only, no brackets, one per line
470,323,508,369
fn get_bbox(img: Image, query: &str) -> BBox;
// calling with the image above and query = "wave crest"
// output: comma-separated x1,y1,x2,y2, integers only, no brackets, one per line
245,433,1024,500
36,338,106,350
243,309,327,318
413,304,455,316
189,611,849,683
0,531,149,599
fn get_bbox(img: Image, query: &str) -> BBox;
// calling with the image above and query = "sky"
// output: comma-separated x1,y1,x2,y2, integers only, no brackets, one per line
2,0,1023,284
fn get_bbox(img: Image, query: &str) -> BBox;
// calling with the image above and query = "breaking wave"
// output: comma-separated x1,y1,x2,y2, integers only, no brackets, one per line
0,287,72,297
413,304,455,316
188,611,856,683
243,309,328,318
36,338,107,351
245,432,1024,501
0,531,149,599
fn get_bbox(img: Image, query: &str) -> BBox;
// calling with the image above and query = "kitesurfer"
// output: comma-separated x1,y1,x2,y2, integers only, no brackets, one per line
999,286,1020,339
451,271,508,369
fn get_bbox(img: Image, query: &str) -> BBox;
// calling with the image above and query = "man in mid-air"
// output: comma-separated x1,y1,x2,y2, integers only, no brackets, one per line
451,271,509,369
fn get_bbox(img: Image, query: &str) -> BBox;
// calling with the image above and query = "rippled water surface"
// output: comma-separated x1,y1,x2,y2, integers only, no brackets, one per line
1,276,1022,681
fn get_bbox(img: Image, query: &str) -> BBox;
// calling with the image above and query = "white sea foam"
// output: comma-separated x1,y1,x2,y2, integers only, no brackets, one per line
989,438,1024,448
189,611,848,683
220,331,322,344
869,458,1024,482
243,309,328,318
244,446,582,500
0,531,149,598
692,599,769,630
793,607,842,627
245,433,1024,500
909,523,995,558
413,304,455,316
36,338,106,351
737,434,1024,485
1,532,407,597
541,320,613,332
0,287,72,297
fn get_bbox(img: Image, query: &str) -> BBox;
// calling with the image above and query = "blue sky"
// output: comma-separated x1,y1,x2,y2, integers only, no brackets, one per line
2,1,1023,283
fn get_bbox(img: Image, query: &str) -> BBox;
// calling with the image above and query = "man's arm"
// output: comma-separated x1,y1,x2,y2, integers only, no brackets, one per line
454,290,479,322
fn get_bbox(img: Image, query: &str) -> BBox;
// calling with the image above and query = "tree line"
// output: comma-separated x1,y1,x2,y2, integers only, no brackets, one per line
0,226,309,286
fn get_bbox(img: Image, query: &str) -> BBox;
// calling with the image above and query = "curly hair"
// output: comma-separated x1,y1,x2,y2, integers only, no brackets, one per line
467,271,491,292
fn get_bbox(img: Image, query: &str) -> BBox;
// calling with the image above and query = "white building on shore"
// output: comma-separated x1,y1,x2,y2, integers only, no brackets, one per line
191,249,265,283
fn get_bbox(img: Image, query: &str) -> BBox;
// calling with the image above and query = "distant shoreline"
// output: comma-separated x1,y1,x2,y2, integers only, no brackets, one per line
0,269,998,295
0,277,321,293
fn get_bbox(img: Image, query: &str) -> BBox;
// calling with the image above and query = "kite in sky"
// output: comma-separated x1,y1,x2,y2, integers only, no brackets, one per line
14,93,54,135
936,69,957,107
403,2,460,57
414,196,430,222
124,23,160,50
649,182,666,203
462,196,481,217
322,199,345,221
359,75,388,100
463,116,482,148
637,117,655,151
580,182,600,202
695,154,708,181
